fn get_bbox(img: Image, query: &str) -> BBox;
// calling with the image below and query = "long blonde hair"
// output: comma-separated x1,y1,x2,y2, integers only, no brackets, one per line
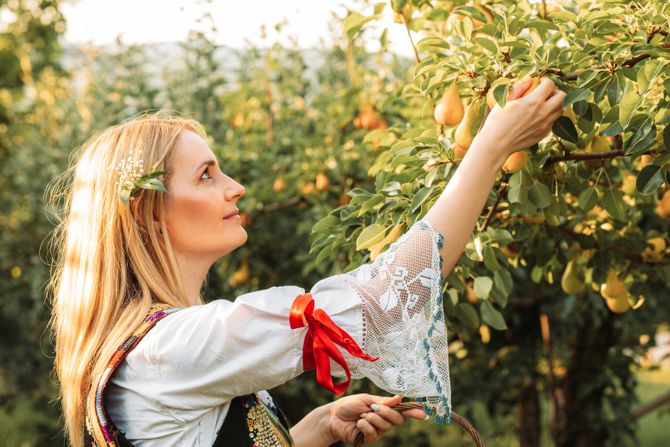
46,111,207,446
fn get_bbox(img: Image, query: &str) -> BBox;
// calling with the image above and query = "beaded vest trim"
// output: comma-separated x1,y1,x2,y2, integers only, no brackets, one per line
84,303,179,446
83,302,296,447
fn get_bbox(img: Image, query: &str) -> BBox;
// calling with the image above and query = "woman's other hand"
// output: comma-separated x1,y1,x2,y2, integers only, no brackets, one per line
327,394,426,446
475,77,567,161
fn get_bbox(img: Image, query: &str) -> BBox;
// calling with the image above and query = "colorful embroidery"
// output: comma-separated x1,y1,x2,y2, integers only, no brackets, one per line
242,393,294,447
85,303,180,446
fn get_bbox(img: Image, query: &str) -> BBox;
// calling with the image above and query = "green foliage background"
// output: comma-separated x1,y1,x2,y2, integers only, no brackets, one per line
0,0,669,446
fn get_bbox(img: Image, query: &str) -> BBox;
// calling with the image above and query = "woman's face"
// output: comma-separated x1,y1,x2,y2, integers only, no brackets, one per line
162,130,247,261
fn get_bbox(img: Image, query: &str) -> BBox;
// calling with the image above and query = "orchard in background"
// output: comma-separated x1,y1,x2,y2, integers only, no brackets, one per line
313,1,670,446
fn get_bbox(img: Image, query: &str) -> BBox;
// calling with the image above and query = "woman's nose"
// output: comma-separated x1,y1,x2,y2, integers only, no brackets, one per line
224,176,245,201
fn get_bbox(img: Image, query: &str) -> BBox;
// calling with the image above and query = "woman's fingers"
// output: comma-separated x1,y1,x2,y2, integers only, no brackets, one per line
400,408,427,420
545,88,567,112
370,403,405,425
522,77,556,103
362,412,393,431
356,418,380,444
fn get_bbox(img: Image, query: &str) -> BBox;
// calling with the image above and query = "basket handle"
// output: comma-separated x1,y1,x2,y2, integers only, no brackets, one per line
353,402,485,447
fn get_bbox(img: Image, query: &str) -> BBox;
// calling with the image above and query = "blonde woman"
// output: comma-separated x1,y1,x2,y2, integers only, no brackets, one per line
49,78,565,446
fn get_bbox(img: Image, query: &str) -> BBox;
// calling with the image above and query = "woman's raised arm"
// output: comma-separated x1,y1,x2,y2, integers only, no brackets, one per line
423,78,566,277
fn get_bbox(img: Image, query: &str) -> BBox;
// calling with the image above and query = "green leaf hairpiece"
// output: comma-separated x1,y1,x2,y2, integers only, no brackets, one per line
111,149,168,206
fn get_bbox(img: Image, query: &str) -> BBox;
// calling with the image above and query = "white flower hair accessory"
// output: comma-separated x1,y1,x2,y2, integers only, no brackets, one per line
110,149,167,206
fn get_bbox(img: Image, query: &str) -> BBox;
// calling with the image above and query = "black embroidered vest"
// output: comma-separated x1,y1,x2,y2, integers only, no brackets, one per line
83,303,294,446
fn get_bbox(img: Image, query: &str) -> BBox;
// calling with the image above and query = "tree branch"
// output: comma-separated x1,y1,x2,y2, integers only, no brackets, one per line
545,150,625,166
633,390,670,420
545,43,670,81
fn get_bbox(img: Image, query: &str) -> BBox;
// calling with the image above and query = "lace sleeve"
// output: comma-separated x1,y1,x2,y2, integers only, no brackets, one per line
329,219,451,422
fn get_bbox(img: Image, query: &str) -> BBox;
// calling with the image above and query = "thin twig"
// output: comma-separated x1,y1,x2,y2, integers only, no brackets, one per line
480,183,507,232
403,18,421,65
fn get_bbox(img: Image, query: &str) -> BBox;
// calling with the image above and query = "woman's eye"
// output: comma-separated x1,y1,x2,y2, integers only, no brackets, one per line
200,169,212,181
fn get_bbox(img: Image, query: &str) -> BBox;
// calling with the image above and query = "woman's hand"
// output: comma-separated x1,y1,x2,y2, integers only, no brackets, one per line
327,394,426,446
476,77,567,160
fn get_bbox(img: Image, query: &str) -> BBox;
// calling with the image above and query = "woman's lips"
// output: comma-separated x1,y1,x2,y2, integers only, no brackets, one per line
223,209,239,220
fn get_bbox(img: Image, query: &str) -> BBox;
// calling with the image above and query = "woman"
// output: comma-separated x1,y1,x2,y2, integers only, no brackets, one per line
48,78,565,446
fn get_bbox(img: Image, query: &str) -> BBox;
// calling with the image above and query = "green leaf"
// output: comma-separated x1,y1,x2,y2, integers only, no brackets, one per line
358,195,385,216
636,164,666,195
482,245,501,271
456,303,480,328
508,184,527,204
639,59,667,93
529,182,552,209
343,12,378,38
624,116,656,156
138,178,167,192
373,2,386,15
619,90,641,129
474,36,498,53
552,116,578,143
579,188,598,211
602,188,625,221
494,269,513,299
119,189,131,206
355,224,386,250
474,276,493,299
315,246,332,265
410,187,432,213
563,88,590,109
664,125,670,150
480,301,508,330
492,84,509,108
416,36,449,50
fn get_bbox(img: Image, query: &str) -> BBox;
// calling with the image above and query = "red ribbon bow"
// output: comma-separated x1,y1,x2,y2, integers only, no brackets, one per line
289,293,379,394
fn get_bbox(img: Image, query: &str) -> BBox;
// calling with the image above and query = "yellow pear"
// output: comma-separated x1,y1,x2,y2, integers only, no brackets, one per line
465,282,479,305
434,82,464,126
561,260,586,294
508,77,541,100
637,154,652,170
641,237,666,263
657,190,670,220
453,144,468,160
620,174,636,196
522,214,545,224
454,98,484,150
502,151,528,174
315,172,330,191
605,296,630,314
486,88,496,109
600,270,628,301
273,177,286,192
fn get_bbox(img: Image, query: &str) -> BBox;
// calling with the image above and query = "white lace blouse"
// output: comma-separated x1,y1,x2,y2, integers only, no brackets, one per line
106,220,451,446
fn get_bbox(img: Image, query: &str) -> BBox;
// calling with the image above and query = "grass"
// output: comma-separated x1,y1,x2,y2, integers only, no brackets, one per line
636,369,670,447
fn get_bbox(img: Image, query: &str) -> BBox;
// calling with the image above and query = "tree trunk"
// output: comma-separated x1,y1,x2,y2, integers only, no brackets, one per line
518,377,541,447
553,312,618,447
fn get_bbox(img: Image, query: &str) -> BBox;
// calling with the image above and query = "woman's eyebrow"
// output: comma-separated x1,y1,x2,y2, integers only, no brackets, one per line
194,159,217,174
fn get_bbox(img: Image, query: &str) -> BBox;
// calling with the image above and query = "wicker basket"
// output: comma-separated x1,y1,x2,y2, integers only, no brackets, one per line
353,402,485,447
